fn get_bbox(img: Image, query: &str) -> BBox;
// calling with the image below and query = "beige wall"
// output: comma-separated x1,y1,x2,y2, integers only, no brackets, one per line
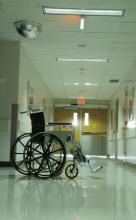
107,82,136,163
0,41,20,161
18,44,54,133
0,41,20,117
0,41,54,161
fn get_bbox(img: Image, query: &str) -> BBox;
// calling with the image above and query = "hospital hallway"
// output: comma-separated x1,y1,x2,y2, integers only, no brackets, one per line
0,159,136,220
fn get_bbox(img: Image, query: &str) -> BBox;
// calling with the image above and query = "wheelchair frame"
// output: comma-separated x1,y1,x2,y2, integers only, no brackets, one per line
65,141,103,179
10,109,66,179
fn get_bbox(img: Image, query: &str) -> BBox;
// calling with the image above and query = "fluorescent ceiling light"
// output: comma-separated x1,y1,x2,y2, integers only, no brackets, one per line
84,83,91,86
84,83,99,86
68,96,95,99
42,7,125,16
64,82,79,85
80,16,84,30
72,112,78,126
85,97,95,99
57,58,108,62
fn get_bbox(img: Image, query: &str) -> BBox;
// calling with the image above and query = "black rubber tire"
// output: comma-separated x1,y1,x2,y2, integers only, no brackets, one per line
52,161,64,176
65,164,78,179
23,132,66,179
10,133,32,175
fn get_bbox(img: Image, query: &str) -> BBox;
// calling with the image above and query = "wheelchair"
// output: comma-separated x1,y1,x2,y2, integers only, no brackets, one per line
10,109,66,179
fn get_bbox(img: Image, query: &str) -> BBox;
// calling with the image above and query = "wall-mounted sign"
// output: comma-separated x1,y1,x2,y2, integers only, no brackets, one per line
77,96,85,105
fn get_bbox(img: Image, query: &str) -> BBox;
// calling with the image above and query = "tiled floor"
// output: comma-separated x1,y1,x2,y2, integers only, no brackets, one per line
0,159,136,220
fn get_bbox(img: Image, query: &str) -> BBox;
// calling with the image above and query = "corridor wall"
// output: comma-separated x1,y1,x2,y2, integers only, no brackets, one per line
107,82,136,164
0,41,20,161
18,44,54,134
0,41,54,162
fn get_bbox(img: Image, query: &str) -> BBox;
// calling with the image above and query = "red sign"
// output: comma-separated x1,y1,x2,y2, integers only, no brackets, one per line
77,96,85,105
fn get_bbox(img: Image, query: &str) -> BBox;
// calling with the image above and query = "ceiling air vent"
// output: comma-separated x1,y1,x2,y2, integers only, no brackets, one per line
70,103,78,106
109,79,119,83
78,44,86,47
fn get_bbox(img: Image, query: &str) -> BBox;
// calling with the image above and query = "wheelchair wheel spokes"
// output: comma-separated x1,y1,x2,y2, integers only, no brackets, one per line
45,135,54,149
23,142,44,174
10,133,31,175
37,158,54,178
24,132,66,179
37,132,66,179
65,164,79,179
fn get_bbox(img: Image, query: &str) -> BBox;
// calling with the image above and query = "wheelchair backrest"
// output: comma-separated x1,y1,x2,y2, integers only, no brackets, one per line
30,111,45,135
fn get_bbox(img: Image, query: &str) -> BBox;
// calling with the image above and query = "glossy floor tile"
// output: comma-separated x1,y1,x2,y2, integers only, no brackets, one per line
0,160,136,220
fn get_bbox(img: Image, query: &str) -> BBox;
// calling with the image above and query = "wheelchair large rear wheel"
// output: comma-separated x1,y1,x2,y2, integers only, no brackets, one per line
10,133,32,175
23,132,66,179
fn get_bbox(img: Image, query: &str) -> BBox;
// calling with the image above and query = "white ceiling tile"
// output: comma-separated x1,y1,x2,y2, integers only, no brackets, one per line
40,0,71,8
47,32,117,43
116,33,136,42
109,56,136,63
40,0,136,9
102,76,124,84
97,92,113,100
106,65,132,73
120,22,136,33
54,48,111,57
123,10,136,22
97,86,119,99
85,20,120,33
107,61,134,69
51,41,114,50
1,0,136,101
44,19,121,33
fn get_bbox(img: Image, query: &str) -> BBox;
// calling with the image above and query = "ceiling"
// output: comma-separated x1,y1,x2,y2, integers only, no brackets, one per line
1,0,136,106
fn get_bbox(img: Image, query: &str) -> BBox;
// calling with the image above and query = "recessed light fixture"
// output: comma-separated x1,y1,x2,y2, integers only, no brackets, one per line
56,58,108,62
84,83,99,86
84,83,91,86
78,44,86,47
80,67,84,71
109,79,119,83
15,21,42,38
64,82,79,85
42,7,125,16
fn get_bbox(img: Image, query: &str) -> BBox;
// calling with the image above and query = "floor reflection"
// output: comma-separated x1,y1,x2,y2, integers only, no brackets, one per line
0,160,136,220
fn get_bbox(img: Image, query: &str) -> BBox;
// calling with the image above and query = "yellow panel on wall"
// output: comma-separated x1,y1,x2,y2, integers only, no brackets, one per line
81,109,107,134
54,107,107,141
54,108,80,141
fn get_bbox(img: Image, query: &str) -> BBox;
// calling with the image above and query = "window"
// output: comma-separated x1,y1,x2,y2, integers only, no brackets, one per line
84,112,89,126
72,112,78,126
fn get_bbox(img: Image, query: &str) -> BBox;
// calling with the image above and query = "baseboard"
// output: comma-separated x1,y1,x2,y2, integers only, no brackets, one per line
0,161,13,167
117,159,136,169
